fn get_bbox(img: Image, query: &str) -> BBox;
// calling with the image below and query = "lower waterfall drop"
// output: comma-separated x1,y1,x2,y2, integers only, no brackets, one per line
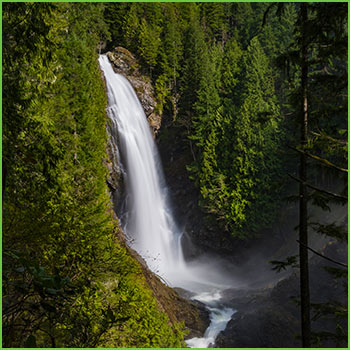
99,55,234,347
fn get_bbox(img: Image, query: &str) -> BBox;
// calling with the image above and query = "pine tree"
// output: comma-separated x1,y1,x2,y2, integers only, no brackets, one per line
104,3,130,49
191,42,223,151
188,35,284,238
156,4,183,116
199,2,227,42
224,37,283,236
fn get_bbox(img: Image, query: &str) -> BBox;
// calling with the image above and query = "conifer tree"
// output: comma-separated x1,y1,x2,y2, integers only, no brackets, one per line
3,4,185,347
199,2,227,42
188,36,283,238
222,37,283,236
139,18,161,75
178,7,207,117
156,4,183,116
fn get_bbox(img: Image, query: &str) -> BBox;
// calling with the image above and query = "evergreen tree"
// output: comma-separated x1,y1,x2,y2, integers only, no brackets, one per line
191,42,223,152
178,7,207,118
139,18,162,75
188,36,284,238
199,2,227,42
156,4,183,117
222,37,283,236
227,3,256,47
104,3,130,50
3,4,185,347
122,3,142,54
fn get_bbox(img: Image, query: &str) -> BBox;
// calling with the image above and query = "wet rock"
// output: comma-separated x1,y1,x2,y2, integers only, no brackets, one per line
215,286,301,347
106,47,161,135
106,47,139,75
105,129,122,192
216,305,300,348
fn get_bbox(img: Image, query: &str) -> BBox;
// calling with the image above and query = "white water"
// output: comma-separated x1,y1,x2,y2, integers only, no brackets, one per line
99,55,234,347
187,291,235,348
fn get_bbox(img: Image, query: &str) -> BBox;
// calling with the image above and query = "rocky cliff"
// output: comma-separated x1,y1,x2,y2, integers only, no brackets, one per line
106,47,161,135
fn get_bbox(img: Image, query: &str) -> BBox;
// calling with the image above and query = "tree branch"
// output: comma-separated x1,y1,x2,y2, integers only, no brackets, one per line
288,173,347,201
296,240,348,268
311,131,348,146
288,145,348,173
262,4,276,28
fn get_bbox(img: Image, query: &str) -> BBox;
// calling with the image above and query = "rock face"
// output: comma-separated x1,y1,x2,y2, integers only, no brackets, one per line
216,287,301,348
106,47,161,135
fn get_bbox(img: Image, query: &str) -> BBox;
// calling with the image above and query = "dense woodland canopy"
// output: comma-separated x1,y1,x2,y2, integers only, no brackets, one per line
2,2,347,348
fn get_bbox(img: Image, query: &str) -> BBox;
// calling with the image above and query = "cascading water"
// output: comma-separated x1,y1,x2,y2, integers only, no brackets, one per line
99,55,234,347
99,55,186,281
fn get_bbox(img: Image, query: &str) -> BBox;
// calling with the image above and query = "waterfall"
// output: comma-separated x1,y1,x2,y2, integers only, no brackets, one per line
99,55,234,347
99,55,186,282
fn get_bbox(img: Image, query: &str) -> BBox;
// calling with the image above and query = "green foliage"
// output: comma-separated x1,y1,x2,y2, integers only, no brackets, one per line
271,4,348,347
3,3,184,348
270,256,299,272
191,42,223,150
221,38,243,102
139,19,162,71
4,3,346,346
312,223,348,243
189,36,284,238
199,2,227,42
179,9,207,117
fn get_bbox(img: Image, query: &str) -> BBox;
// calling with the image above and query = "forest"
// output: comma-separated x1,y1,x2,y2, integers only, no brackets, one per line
2,2,348,348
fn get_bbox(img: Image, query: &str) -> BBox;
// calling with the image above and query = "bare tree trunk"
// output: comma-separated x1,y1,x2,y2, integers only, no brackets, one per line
299,2,311,347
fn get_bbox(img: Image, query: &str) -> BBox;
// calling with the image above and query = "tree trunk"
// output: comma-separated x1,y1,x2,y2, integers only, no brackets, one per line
299,2,311,347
